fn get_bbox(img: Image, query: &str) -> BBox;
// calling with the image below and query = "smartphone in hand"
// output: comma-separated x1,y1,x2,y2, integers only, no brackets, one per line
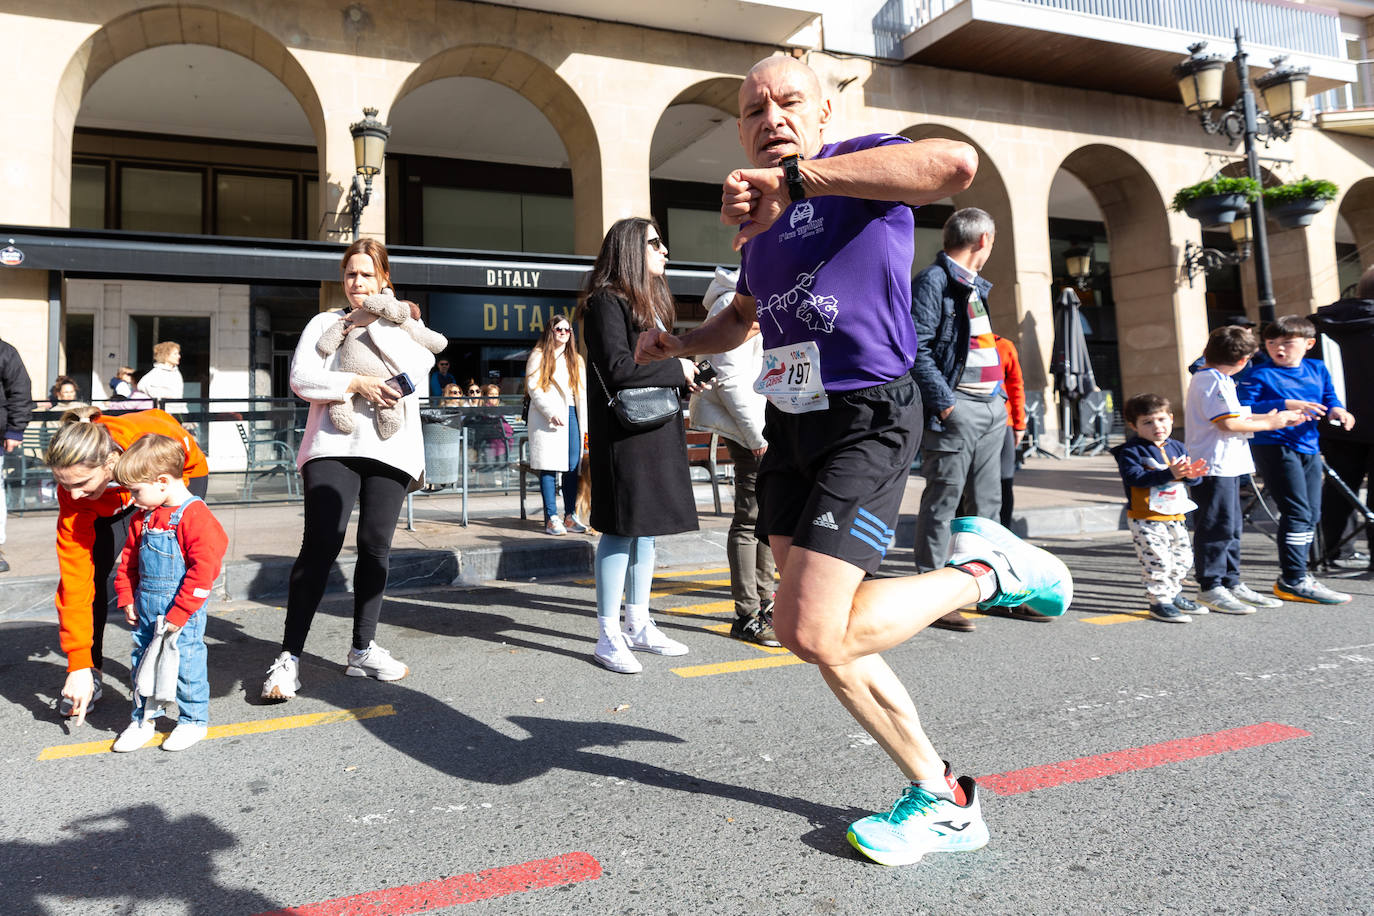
694,360,718,384
386,372,416,397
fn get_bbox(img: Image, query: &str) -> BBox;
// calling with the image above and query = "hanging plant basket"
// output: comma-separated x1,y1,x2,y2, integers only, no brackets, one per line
1183,193,1251,226
1268,197,1328,230
1171,176,1261,228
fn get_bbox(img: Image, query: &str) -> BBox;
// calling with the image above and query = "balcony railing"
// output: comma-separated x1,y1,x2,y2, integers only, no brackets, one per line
884,0,1343,59
1313,59,1373,113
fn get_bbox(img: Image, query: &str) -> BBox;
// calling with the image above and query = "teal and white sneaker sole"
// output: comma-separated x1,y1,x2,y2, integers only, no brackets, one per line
846,819,991,866
947,516,1073,616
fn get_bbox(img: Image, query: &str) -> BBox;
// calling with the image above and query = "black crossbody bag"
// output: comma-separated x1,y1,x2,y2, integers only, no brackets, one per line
590,360,679,432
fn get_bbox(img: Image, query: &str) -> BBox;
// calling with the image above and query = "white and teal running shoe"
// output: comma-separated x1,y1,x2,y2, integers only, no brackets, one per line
847,776,989,866
946,516,1073,616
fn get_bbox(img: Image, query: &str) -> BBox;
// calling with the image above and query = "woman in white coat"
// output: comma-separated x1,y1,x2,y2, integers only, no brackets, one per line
260,238,440,701
525,317,588,535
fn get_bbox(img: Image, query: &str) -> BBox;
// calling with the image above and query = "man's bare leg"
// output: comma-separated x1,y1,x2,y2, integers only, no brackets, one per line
768,536,980,781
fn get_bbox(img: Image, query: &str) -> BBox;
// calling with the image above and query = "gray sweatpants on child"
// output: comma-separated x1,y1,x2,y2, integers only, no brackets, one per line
1128,518,1192,602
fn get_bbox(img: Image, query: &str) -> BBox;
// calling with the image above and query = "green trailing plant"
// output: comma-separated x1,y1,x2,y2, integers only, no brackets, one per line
1263,177,1339,206
1170,176,1262,213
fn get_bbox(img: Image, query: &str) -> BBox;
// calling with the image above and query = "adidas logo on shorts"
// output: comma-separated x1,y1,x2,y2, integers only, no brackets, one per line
812,511,839,530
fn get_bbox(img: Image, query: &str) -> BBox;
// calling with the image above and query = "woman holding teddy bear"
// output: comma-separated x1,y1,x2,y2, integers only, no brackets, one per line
261,238,444,701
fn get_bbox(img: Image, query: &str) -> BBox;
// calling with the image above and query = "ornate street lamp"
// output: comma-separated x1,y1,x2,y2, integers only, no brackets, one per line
347,107,391,240
1065,243,1093,289
1182,207,1253,287
1173,30,1309,324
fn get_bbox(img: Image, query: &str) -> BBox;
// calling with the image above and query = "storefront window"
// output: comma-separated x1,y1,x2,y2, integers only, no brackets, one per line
666,207,738,265
422,187,573,253
129,314,211,402
71,163,107,229
121,167,203,234
216,174,294,239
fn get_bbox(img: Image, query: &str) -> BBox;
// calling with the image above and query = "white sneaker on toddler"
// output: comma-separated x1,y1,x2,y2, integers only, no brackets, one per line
112,720,157,753
162,723,208,752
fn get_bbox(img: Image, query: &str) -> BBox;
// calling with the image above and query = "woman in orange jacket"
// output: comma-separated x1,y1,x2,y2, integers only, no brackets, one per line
44,406,209,725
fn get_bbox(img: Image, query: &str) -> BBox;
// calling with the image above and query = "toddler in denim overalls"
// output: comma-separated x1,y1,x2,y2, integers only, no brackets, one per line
109,434,227,753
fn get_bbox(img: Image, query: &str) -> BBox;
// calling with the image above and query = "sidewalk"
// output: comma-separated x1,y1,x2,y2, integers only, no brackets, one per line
0,453,1126,620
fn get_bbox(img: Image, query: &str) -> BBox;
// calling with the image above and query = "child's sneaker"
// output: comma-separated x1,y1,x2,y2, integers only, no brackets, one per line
946,517,1073,616
1231,582,1283,608
1148,601,1192,624
624,620,689,656
162,723,208,752
111,719,157,753
847,776,989,866
593,633,643,673
1171,593,1206,614
261,651,300,700
345,642,409,680
1196,586,1256,615
59,671,104,718
1273,576,1352,605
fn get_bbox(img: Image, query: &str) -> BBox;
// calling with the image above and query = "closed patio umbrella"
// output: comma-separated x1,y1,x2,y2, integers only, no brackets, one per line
1050,286,1098,455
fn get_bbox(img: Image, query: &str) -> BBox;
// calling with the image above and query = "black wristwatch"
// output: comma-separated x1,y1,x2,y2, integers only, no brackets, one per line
781,154,805,202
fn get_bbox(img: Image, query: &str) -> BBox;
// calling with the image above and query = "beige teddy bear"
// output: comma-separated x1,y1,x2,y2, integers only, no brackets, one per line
316,287,447,439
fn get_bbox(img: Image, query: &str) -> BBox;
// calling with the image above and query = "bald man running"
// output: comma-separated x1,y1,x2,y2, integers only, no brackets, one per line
637,56,1073,866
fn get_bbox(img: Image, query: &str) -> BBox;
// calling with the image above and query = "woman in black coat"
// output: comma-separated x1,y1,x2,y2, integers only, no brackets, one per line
578,217,701,673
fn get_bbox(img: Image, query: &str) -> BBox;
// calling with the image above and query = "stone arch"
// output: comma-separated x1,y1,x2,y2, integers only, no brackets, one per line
1057,144,1181,410
53,5,326,226
668,78,744,118
1336,177,1374,282
394,45,603,254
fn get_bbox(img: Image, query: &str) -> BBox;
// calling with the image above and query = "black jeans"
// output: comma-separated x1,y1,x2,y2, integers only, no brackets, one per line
282,457,411,656
1192,475,1242,590
1251,445,1322,582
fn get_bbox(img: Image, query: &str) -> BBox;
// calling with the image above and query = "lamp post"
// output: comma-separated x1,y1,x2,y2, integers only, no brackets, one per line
1064,243,1093,290
347,107,391,240
1173,29,1309,324
1182,208,1253,286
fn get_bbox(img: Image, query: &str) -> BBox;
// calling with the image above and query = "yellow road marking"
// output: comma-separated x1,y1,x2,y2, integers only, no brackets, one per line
651,578,731,598
701,622,792,654
1083,612,1149,625
37,704,396,760
663,600,733,617
673,655,808,678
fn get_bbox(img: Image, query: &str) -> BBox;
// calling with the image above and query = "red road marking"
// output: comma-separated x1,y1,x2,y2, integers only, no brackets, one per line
979,722,1311,796
252,851,602,916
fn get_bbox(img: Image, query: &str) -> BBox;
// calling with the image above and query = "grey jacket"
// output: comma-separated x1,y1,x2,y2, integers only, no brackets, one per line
688,268,767,451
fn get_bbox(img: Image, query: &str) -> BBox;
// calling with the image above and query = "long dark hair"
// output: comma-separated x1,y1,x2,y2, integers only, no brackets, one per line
576,217,675,331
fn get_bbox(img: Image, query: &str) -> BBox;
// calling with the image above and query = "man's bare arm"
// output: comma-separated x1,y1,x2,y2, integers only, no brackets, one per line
636,294,758,364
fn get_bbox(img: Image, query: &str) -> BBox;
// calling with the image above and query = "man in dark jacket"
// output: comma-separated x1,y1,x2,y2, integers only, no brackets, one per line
1312,265,1374,567
0,336,34,573
910,208,1003,630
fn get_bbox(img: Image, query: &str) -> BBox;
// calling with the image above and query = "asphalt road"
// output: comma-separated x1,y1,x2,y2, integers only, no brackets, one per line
3,531,1371,915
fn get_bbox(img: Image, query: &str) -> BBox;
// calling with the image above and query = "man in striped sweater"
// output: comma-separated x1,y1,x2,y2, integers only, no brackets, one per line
910,209,1005,631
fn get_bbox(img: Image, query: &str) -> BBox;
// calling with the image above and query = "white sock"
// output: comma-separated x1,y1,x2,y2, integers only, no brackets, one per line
598,616,621,640
624,603,650,633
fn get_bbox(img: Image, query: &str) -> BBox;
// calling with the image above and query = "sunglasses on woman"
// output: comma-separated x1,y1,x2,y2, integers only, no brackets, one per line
554,326,572,334
646,235,666,253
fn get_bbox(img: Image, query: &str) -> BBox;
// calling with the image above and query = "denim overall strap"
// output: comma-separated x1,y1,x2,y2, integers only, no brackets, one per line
127,496,210,725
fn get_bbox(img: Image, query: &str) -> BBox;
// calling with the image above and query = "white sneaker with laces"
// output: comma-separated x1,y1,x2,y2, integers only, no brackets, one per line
624,620,689,656
345,641,409,680
162,722,208,752
261,651,300,700
545,516,567,536
1230,582,1283,608
594,633,643,673
1196,586,1256,615
59,671,104,718
112,719,157,753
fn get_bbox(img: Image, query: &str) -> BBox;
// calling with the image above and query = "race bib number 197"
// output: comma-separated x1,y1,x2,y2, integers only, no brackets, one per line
756,341,829,414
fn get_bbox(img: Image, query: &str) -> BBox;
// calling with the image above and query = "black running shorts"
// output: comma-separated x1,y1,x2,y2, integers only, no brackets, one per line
756,373,923,574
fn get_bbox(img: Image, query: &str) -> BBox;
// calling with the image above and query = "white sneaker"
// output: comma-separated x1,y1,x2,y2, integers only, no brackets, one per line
261,651,300,700
59,671,104,718
545,517,567,536
162,722,208,752
112,720,157,753
624,620,689,656
1229,582,1283,608
1196,586,1256,615
345,641,409,680
593,633,643,673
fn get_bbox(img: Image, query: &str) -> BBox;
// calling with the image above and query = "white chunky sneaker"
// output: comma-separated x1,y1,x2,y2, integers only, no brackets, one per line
1230,582,1283,609
112,720,157,753
624,620,689,656
162,723,208,752
1196,586,1255,615
261,651,300,700
594,633,643,673
345,641,410,681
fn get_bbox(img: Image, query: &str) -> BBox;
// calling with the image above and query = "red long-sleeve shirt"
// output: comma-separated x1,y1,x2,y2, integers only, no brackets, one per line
995,335,1027,431
114,499,227,628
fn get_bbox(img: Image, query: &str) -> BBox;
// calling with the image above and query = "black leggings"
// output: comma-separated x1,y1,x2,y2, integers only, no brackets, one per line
89,475,208,672
282,457,412,656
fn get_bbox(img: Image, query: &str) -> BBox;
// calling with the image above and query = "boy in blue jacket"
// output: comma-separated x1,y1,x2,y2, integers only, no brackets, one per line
1236,314,1354,603
1112,394,1209,622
